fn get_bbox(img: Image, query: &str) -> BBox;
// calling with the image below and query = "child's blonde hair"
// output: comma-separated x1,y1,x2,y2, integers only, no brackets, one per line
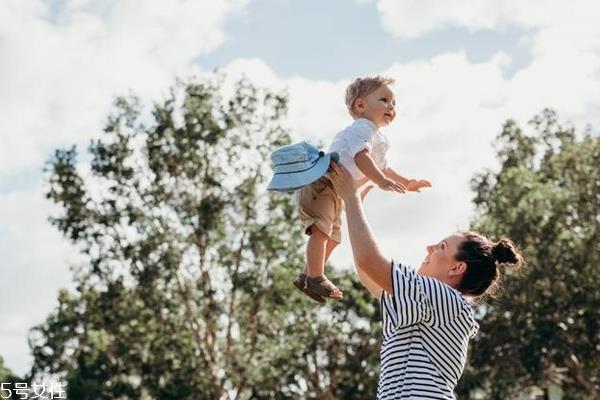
345,75,395,118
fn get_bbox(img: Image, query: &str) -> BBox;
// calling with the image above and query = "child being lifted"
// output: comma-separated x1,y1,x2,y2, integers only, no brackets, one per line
293,75,431,302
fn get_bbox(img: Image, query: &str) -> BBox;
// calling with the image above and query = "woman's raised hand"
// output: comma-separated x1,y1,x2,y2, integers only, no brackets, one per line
360,184,375,202
328,162,360,201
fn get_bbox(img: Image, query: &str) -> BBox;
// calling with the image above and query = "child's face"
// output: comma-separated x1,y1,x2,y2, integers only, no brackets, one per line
354,85,396,128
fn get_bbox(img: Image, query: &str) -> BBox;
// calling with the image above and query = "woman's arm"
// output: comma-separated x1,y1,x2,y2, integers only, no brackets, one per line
356,265,383,298
329,162,393,294
355,184,383,298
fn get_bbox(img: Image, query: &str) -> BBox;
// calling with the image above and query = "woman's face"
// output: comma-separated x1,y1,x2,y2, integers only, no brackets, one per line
418,233,466,283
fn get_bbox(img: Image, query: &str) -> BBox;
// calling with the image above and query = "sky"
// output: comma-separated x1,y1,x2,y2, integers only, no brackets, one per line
1,0,600,377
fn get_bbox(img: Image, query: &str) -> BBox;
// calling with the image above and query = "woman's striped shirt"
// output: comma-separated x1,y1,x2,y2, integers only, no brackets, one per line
377,261,479,399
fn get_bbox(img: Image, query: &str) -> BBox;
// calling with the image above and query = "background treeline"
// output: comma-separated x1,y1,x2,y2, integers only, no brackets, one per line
3,75,597,399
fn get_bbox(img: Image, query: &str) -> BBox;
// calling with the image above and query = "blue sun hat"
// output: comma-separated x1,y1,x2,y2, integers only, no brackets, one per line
267,141,339,192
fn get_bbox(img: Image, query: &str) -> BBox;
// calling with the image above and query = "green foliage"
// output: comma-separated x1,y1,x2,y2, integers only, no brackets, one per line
32,75,381,399
457,109,600,399
0,356,23,400
0,356,18,382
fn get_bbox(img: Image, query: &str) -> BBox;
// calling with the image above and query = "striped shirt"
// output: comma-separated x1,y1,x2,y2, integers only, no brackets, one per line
377,261,479,399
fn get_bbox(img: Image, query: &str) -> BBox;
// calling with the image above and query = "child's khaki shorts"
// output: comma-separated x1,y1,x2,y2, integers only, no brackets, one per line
295,177,342,243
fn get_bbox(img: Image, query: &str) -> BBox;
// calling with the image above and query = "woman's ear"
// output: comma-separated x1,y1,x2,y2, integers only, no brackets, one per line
449,261,467,277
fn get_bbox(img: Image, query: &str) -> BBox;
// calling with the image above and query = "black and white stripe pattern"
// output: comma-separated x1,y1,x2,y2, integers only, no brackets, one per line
377,261,479,399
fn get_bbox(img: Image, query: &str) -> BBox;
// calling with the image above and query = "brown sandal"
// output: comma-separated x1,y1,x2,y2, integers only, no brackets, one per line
293,273,326,303
305,275,343,300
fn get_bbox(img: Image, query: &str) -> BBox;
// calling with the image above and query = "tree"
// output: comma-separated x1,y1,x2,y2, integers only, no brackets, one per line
0,356,23,399
30,75,381,399
0,356,19,382
457,109,600,399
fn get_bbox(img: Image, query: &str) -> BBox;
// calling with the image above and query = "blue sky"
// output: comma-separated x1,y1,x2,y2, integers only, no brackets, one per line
200,0,532,80
1,0,599,378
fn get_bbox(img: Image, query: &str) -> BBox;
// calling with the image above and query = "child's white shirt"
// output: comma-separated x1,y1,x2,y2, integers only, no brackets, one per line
328,118,390,184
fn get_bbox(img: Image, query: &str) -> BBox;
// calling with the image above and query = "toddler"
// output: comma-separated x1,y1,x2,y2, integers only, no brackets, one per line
293,75,431,302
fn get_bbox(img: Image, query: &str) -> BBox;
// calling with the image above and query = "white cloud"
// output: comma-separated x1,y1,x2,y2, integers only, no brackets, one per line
0,185,81,376
214,57,352,145
373,1,600,128
375,0,600,42
376,0,516,39
0,0,248,179
216,55,505,269
3,0,600,379
218,57,283,92
286,77,350,144
375,0,600,130
218,5,600,269
0,0,249,376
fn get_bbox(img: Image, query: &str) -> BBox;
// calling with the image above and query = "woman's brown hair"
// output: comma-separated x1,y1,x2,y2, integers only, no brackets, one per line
455,231,524,298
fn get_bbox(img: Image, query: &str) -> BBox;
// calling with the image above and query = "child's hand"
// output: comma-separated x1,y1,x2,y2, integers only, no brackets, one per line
406,179,432,192
378,177,406,193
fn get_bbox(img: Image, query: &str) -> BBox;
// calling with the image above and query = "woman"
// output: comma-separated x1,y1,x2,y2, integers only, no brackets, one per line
329,162,523,400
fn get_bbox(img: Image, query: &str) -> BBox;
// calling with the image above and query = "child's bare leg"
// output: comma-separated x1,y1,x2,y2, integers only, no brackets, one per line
305,228,328,278
305,227,342,298
304,237,338,274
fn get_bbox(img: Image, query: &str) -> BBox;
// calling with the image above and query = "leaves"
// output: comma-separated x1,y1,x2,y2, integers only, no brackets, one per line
32,75,381,399
458,109,600,399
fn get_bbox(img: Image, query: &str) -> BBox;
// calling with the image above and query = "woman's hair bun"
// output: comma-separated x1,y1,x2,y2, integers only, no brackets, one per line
492,238,523,268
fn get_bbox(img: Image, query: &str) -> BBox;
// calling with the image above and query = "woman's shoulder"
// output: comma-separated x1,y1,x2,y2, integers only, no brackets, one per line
423,273,473,310
391,260,475,316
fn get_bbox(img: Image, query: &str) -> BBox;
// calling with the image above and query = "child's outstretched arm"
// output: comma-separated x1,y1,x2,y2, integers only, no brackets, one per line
384,167,432,192
354,150,405,193
383,168,410,186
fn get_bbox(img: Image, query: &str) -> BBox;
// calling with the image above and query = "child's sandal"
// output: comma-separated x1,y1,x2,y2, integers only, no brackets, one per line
305,275,343,300
293,273,326,303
